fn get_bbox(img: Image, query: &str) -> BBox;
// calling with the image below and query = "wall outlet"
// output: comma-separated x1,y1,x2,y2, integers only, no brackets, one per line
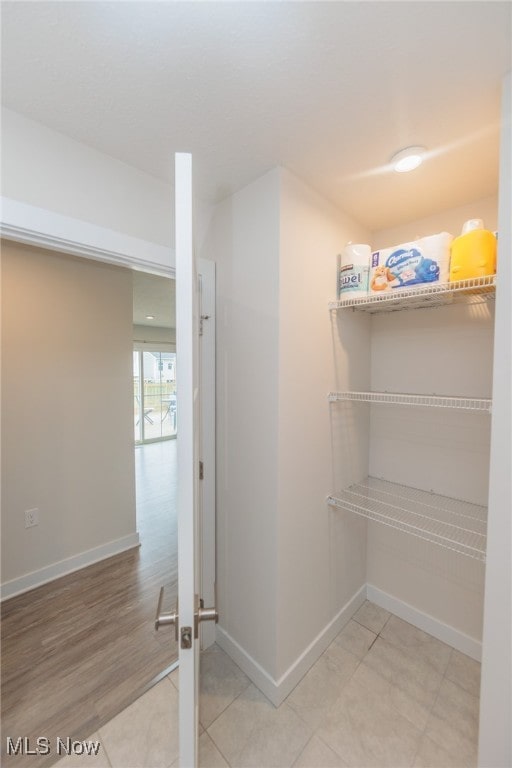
24,508,39,528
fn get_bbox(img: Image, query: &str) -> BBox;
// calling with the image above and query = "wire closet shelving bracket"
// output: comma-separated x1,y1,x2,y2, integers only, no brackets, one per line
328,275,496,314
327,477,487,562
328,391,492,413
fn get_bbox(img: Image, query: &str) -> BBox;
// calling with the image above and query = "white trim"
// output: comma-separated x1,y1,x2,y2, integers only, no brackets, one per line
216,584,367,706
215,626,281,705
0,533,140,601
175,152,197,768
199,258,216,650
366,583,482,661
133,341,176,353
217,581,482,708
0,196,174,274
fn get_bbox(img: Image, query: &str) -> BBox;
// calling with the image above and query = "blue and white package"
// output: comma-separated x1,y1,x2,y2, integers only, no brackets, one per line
369,232,452,293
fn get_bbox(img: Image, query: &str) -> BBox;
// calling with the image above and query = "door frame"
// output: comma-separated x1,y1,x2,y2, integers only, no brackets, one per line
0,196,216,647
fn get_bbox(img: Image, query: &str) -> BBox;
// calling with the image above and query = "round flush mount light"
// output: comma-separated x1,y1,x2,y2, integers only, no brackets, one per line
145,314,155,320
391,146,426,173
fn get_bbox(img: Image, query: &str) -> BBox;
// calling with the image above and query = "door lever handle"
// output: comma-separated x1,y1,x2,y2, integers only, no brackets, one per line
155,586,179,642
198,605,218,623
194,592,218,638
156,587,217,644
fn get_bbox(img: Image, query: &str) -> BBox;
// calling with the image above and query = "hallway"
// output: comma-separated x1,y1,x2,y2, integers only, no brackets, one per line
1,441,178,767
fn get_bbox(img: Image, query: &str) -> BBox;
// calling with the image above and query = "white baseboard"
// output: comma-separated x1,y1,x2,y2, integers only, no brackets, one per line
0,532,141,601
215,626,281,705
216,583,367,707
366,584,482,661
216,582,482,708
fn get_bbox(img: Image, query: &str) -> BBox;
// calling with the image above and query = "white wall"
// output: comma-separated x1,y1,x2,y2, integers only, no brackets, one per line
0,108,214,255
1,108,172,246
478,71,512,768
374,195,498,249
366,197,498,646
1,241,137,596
204,166,372,691
276,168,371,677
204,168,281,678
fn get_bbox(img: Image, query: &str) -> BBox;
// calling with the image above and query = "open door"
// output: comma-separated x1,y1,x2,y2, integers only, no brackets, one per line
155,153,217,767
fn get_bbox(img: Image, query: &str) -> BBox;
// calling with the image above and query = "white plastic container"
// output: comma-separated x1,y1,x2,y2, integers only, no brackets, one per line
337,243,371,298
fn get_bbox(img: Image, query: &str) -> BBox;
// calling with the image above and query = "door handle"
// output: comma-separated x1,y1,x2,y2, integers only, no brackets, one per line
194,592,218,638
154,586,179,642
155,587,218,644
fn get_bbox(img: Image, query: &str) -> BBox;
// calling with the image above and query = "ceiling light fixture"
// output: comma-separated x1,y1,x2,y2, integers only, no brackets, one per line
145,315,155,320
391,146,426,173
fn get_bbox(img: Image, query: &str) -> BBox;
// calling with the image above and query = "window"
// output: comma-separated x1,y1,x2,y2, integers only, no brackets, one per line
133,350,177,443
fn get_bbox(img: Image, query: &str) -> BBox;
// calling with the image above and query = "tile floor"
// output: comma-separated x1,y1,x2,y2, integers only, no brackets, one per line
55,602,480,768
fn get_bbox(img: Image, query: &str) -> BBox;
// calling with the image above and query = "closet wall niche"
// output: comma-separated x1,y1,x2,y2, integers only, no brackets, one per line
329,199,498,655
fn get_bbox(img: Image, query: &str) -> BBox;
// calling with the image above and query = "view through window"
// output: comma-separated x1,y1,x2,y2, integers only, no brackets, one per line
133,350,177,443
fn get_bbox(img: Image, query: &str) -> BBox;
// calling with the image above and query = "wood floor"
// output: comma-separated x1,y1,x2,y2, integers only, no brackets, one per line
1,440,178,767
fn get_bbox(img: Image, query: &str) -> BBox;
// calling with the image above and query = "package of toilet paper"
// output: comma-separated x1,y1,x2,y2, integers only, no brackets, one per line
370,232,452,293
337,243,371,298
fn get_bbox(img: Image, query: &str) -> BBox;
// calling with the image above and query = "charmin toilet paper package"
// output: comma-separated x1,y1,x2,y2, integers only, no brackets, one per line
370,232,453,293
337,243,371,298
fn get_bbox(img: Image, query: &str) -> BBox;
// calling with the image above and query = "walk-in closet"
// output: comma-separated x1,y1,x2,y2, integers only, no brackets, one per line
329,265,495,653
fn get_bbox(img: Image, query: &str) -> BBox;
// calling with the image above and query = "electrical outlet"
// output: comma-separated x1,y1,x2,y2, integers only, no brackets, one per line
24,508,39,528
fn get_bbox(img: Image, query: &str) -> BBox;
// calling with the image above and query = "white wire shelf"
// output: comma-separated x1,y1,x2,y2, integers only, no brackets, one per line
328,477,487,561
329,275,496,313
328,391,492,412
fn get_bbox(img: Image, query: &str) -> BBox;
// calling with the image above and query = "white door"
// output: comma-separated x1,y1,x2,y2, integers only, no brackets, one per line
154,153,216,767
174,152,217,766
175,151,199,767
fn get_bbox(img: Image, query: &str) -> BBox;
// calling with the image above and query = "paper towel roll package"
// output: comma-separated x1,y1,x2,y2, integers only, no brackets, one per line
337,243,371,298
370,232,453,293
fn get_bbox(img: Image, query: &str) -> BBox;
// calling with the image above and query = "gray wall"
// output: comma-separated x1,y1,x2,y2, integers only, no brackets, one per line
1,241,136,590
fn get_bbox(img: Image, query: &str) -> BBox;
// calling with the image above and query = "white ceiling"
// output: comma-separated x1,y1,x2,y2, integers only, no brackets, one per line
133,271,175,329
1,2,511,232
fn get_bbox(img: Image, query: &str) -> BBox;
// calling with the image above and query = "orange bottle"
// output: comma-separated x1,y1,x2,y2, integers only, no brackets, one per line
449,219,497,282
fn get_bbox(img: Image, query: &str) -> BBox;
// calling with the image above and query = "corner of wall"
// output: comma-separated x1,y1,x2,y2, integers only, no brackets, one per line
275,170,371,678
478,69,512,768
208,167,281,679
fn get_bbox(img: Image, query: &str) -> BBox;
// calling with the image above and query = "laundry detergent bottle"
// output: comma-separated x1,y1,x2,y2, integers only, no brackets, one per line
449,219,497,282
